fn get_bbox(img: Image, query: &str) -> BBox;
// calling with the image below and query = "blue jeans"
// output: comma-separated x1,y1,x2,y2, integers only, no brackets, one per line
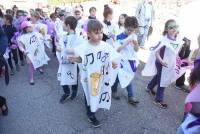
112,76,133,97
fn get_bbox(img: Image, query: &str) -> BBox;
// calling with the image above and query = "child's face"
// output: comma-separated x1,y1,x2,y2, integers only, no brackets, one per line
64,24,70,32
119,15,125,25
88,30,103,43
107,13,113,21
167,22,179,37
125,27,136,35
31,16,37,22
75,11,81,19
90,9,96,17
26,26,33,32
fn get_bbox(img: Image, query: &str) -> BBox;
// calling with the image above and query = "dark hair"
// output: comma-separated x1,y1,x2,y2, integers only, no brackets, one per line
65,16,77,30
87,19,103,33
4,14,13,23
16,10,25,16
118,14,127,27
12,5,18,10
6,9,13,16
35,8,43,15
89,7,96,13
189,63,200,87
103,5,113,19
163,19,176,35
31,11,40,20
0,9,3,18
50,13,56,19
124,16,138,29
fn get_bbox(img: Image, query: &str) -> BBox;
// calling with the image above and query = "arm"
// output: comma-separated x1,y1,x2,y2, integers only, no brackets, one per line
132,40,139,52
155,48,168,67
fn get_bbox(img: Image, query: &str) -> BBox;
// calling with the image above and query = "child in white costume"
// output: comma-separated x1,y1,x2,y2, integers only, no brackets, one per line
58,16,85,103
18,21,49,85
111,16,139,105
69,20,119,127
102,5,118,45
142,19,183,108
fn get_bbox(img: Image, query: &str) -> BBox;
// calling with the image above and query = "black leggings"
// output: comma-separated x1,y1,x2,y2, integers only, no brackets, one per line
8,49,18,69
18,48,24,62
62,85,78,95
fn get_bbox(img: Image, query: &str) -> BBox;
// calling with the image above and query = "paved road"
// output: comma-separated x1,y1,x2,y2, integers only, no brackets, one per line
0,50,187,134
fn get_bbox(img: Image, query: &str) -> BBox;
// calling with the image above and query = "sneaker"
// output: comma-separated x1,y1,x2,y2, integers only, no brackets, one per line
128,97,139,105
112,92,120,100
154,101,168,109
10,69,15,75
16,64,20,72
88,116,102,128
59,94,70,104
2,104,8,116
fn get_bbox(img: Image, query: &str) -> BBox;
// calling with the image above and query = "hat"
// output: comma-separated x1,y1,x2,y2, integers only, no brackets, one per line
20,21,32,30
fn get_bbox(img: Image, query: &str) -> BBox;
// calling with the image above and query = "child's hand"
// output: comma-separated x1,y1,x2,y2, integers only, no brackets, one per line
67,55,76,63
112,62,118,69
160,60,168,67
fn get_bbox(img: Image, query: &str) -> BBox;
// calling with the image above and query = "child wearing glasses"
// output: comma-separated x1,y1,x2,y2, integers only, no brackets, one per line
111,16,139,105
142,19,184,109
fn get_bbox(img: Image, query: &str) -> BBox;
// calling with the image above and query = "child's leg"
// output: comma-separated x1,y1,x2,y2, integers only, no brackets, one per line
126,84,139,104
11,49,19,66
147,74,158,91
59,85,70,103
18,48,24,65
84,97,95,118
71,84,78,100
111,76,120,100
28,63,34,84
62,85,70,95
7,52,14,71
12,49,19,71
84,96,101,127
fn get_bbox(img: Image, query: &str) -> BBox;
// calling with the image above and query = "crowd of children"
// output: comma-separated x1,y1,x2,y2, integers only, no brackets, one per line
0,0,199,132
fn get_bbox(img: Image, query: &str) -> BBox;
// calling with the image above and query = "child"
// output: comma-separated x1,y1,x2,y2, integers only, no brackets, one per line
3,14,18,75
111,16,139,105
18,21,49,85
117,14,127,35
58,16,84,103
88,7,97,20
69,19,119,127
0,26,9,116
191,34,200,66
176,62,200,134
142,19,183,109
102,5,117,43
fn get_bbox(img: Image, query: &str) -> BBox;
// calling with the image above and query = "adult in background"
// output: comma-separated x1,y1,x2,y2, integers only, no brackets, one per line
135,0,155,49
0,26,9,116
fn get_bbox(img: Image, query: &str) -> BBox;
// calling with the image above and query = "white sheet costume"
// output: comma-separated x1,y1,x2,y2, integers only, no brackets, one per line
142,35,185,87
111,33,139,88
57,33,85,86
18,32,49,69
75,41,120,112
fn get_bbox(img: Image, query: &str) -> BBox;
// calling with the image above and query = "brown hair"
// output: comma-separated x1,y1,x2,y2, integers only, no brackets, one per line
163,19,176,35
103,5,113,19
31,11,40,20
87,19,103,33
124,16,138,29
